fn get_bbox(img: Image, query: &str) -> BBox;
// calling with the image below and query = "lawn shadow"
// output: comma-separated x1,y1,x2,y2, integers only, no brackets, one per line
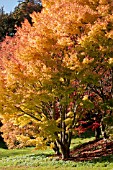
0,147,53,159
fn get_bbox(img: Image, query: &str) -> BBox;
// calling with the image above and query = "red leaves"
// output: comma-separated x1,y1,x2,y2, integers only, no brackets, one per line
91,122,100,131
75,121,100,135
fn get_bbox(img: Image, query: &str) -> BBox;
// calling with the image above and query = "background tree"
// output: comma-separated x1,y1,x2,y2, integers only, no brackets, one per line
0,0,42,41
0,7,16,41
1,119,39,149
12,0,42,26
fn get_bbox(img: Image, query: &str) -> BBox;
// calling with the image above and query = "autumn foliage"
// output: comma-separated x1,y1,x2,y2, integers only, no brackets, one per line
0,0,113,159
1,120,39,149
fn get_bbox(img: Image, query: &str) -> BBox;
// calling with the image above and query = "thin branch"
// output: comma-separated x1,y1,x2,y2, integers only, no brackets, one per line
15,106,41,122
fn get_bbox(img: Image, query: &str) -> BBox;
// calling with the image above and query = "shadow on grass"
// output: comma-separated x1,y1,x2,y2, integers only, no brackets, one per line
0,147,53,159
90,154,113,163
0,137,8,149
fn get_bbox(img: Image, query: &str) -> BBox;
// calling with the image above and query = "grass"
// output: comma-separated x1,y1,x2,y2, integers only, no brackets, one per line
0,137,113,170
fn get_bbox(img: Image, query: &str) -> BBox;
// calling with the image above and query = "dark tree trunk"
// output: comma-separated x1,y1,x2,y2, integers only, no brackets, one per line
101,121,109,139
60,144,70,159
95,126,101,140
95,120,109,140
53,141,60,155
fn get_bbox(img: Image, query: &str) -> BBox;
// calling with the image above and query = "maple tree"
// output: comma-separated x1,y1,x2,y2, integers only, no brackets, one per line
0,0,113,159
1,119,39,149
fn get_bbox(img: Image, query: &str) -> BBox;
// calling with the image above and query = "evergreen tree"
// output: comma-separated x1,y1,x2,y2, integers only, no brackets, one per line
0,0,42,41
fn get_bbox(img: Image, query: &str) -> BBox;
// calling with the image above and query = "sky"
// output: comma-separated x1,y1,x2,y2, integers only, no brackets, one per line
0,0,19,13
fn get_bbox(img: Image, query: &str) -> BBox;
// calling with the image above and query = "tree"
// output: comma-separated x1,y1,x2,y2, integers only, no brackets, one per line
1,118,39,149
0,7,16,41
12,0,42,26
0,0,42,41
76,0,113,139
0,0,113,159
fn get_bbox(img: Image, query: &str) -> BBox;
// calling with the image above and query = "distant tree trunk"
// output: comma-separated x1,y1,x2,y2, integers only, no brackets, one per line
95,126,101,140
95,119,109,140
94,112,101,140
101,120,109,139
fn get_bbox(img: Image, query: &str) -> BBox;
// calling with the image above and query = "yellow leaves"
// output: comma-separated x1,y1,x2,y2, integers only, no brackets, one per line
65,117,73,132
50,142,55,149
89,0,99,3
67,111,74,117
63,53,81,71
56,118,61,124
17,115,31,127
79,12,97,24
16,135,30,144
108,58,113,65
64,111,75,132
64,118,72,125
82,57,94,64
81,95,94,109
1,113,14,122
26,139,36,146
82,95,89,101
106,30,113,39
35,137,47,150
87,22,106,40
41,0,55,9
97,4,110,16
16,135,47,149
39,118,61,141
66,23,81,35
57,37,73,47
41,115,47,122
59,77,64,83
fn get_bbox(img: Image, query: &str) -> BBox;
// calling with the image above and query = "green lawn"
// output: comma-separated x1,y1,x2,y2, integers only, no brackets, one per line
0,137,113,170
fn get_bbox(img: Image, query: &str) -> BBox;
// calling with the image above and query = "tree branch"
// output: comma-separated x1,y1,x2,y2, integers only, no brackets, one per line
15,106,41,122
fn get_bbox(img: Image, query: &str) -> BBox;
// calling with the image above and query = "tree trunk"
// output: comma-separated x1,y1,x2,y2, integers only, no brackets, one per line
53,141,60,155
95,120,109,140
101,121,109,139
56,137,71,159
60,144,70,159
95,126,101,140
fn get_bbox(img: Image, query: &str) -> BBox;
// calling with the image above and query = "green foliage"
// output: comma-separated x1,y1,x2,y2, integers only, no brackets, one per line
0,11,16,41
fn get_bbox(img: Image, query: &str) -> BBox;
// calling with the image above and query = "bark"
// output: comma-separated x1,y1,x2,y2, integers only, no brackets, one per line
60,143,70,159
101,121,109,139
57,132,72,159
56,135,71,159
53,141,60,155
95,126,101,140
95,120,109,140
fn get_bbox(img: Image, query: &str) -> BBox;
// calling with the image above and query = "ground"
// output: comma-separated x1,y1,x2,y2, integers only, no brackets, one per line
0,138,113,169
70,138,113,161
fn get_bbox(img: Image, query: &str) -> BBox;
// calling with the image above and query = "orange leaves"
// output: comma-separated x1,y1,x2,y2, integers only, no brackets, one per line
63,53,81,71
